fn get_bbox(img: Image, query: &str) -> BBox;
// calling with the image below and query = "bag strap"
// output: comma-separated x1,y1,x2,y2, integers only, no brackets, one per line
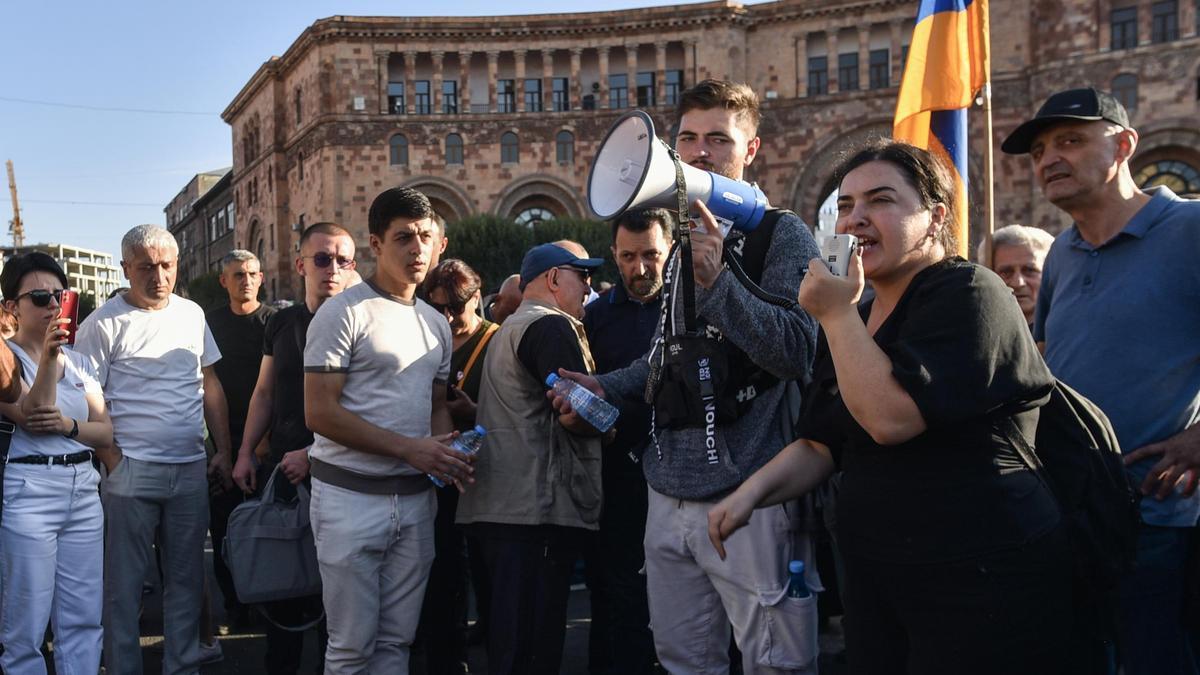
258,465,313,529
457,323,498,388
254,603,325,633
669,149,699,336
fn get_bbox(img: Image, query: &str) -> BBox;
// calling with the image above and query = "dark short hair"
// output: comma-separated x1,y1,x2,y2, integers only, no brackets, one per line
610,208,674,244
299,222,353,251
835,141,959,256
424,258,482,305
676,79,761,134
367,187,434,238
1,252,69,301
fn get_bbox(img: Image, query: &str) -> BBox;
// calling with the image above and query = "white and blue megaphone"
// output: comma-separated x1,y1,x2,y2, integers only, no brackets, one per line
587,110,768,234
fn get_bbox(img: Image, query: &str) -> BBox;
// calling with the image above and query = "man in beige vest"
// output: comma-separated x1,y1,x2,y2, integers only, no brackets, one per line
456,242,604,675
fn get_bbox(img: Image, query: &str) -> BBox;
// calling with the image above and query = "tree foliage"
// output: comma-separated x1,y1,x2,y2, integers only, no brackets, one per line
186,272,227,311
444,215,616,294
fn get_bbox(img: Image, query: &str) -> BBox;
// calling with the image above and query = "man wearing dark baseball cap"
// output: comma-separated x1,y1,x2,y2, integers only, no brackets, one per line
1000,87,1130,154
1005,87,1200,675
456,239,605,674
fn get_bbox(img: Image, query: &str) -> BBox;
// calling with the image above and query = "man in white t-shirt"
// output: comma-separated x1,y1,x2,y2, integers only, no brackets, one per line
75,224,234,675
304,187,472,674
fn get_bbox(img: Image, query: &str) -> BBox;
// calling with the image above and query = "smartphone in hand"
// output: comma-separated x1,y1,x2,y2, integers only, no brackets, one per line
58,290,80,345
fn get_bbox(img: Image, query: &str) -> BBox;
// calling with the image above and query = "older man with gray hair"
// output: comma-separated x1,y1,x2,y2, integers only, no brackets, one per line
75,224,233,675
978,224,1055,326
205,249,275,632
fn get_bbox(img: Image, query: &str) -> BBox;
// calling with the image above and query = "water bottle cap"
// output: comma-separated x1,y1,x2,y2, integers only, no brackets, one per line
545,373,560,386
473,425,487,436
788,560,804,574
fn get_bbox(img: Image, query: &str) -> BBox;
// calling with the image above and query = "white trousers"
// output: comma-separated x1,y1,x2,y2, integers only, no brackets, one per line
310,479,436,675
1,461,104,675
644,486,821,675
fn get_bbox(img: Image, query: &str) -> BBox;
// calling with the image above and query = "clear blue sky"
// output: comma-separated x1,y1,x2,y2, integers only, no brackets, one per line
0,0,767,258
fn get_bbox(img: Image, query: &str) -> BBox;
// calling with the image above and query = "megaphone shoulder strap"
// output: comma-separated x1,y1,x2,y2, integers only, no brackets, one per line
668,148,699,336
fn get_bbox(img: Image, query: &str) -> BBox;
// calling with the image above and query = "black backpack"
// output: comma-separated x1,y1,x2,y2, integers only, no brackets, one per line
1000,380,1141,640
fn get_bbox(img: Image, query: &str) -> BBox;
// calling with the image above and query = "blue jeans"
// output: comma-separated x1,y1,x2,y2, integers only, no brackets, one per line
1117,524,1200,675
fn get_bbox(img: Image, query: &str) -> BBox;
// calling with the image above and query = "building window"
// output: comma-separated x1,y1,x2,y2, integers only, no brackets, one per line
1134,159,1200,194
637,72,656,107
297,152,304,181
1111,74,1138,111
838,53,859,92
415,80,432,114
294,87,302,126
390,134,409,166
497,79,516,113
665,70,683,106
808,56,828,96
1152,0,1179,42
869,49,890,89
1111,6,1139,49
388,82,405,114
500,131,519,164
514,207,554,227
552,78,570,111
524,79,543,112
443,80,458,114
556,130,574,164
445,134,464,165
609,73,629,109
226,202,235,232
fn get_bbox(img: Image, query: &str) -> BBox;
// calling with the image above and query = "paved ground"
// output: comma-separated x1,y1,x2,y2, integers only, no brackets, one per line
43,536,846,673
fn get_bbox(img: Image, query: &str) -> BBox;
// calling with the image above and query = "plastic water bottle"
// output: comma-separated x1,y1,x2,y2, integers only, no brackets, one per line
546,373,619,433
787,560,811,599
429,425,486,488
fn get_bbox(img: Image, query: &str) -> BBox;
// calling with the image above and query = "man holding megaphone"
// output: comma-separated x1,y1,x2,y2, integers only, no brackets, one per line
555,79,823,674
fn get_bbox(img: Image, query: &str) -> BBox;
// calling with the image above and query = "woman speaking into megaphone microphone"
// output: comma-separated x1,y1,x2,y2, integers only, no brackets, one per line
707,141,1076,674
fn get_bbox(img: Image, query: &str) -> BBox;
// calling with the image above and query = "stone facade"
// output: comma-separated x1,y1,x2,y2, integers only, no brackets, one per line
166,168,235,293
221,0,1200,301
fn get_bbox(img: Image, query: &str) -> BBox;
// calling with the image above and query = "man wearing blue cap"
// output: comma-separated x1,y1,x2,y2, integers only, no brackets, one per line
1004,87,1200,675
456,241,605,675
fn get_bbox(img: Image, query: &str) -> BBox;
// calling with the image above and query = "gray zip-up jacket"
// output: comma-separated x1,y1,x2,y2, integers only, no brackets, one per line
597,211,820,500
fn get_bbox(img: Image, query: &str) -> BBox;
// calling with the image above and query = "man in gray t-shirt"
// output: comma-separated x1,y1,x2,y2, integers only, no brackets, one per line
303,187,471,675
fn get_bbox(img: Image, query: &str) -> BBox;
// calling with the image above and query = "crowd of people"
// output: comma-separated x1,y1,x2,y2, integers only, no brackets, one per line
0,78,1197,675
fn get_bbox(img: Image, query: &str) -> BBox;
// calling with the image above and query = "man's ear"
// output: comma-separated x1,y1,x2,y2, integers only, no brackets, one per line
1115,128,1139,164
744,135,762,167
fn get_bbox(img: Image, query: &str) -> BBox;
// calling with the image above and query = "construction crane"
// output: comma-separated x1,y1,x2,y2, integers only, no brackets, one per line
6,160,24,248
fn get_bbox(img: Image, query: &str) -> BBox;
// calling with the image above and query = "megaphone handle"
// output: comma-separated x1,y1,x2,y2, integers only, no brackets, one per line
669,149,699,335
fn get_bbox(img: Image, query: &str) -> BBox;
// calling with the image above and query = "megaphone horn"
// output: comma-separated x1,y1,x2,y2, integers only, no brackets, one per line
586,110,768,233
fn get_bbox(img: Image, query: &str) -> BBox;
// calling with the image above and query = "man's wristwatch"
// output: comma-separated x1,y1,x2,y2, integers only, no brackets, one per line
64,418,79,439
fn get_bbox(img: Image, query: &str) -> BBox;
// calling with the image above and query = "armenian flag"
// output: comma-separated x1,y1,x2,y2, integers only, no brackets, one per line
893,0,991,257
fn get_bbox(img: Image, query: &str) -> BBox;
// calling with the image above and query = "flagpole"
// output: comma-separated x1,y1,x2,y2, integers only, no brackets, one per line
982,80,995,266
980,0,995,266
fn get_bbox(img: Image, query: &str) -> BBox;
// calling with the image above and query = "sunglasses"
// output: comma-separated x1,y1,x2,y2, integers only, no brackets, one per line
555,266,592,283
303,253,355,269
15,289,64,307
428,297,470,315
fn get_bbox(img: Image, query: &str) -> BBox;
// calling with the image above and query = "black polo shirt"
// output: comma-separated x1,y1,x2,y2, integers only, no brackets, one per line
583,283,663,465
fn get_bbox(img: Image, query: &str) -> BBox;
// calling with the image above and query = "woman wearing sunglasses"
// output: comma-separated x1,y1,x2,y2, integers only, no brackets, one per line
416,258,499,671
0,252,113,675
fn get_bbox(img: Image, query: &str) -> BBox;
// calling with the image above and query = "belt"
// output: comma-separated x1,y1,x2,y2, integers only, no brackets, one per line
5,450,94,466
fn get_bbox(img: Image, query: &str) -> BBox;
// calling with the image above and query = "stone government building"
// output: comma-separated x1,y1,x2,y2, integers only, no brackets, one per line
221,0,1200,301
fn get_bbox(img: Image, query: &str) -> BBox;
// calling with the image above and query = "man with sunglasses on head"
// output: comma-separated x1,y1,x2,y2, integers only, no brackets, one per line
304,188,469,674
75,223,234,675
455,241,605,675
232,223,356,674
